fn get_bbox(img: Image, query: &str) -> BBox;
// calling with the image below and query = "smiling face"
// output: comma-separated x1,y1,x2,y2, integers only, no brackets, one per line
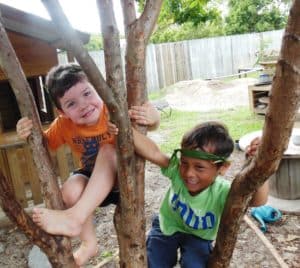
178,121,233,195
179,156,219,195
179,145,230,196
58,80,103,126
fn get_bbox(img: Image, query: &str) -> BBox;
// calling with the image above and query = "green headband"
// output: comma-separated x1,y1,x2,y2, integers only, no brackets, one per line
172,149,228,164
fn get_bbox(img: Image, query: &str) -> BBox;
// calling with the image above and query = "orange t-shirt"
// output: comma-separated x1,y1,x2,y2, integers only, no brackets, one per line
44,105,114,172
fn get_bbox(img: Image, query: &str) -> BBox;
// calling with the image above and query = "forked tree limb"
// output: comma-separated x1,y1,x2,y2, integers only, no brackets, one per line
120,0,137,34
123,0,163,106
0,6,80,268
41,0,163,266
209,1,300,267
41,0,116,109
0,10,63,210
96,1,144,264
118,1,163,266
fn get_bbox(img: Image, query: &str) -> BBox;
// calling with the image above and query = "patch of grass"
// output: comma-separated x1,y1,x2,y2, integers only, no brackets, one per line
159,107,264,153
100,250,114,259
159,110,199,153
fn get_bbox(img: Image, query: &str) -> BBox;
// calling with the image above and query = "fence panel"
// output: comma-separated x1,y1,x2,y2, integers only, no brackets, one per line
231,32,261,74
58,29,284,92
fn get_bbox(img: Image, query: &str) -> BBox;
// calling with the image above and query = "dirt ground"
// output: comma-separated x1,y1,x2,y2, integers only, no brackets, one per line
0,78,299,267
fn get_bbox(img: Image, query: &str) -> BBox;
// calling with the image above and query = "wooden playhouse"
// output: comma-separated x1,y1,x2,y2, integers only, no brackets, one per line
0,3,90,215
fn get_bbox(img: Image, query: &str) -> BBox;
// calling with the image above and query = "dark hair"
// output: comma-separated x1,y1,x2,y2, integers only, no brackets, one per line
46,63,87,109
181,121,234,160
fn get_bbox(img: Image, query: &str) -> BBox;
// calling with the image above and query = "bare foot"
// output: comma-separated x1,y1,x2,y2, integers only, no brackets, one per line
73,241,98,267
32,207,82,237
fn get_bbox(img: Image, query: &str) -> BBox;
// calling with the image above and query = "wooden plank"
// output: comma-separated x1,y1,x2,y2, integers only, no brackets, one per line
244,215,289,268
248,84,271,114
287,158,300,199
258,96,270,104
174,42,186,82
270,158,300,200
155,44,165,89
24,146,43,205
6,147,27,207
276,159,290,199
248,86,255,113
0,31,58,81
0,148,12,183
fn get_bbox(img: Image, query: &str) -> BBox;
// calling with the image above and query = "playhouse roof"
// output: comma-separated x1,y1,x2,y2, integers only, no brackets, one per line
0,3,90,49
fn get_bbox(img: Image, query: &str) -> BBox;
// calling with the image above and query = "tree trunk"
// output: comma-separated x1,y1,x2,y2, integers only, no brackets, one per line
0,9,75,267
115,1,162,266
0,9,76,267
41,0,162,266
97,1,146,266
209,1,300,266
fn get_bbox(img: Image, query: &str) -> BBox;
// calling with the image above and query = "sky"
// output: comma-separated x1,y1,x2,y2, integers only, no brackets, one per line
0,0,126,34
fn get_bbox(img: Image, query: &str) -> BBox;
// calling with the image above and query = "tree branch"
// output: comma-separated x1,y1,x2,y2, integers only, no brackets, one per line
96,0,126,100
0,8,75,267
0,170,76,268
0,7,63,212
41,1,149,265
124,0,162,106
209,1,300,266
139,0,163,42
120,0,137,37
41,0,116,110
122,0,162,42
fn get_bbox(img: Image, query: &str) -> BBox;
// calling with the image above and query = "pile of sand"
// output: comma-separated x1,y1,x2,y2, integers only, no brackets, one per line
165,78,257,112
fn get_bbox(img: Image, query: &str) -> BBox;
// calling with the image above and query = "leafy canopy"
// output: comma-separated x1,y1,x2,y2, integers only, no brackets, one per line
225,0,290,34
84,34,103,51
145,0,224,43
137,0,291,44
164,0,221,26
137,0,221,26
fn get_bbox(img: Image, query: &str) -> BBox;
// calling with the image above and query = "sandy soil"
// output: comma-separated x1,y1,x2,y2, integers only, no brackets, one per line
165,78,257,112
0,78,299,267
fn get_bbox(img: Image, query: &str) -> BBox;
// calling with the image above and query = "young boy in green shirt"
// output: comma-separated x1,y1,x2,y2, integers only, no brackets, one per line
133,121,269,267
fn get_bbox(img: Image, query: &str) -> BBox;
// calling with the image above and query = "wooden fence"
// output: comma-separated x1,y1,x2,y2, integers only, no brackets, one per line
59,29,283,92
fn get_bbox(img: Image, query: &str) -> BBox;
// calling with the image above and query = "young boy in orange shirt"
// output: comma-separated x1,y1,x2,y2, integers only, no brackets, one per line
17,63,160,266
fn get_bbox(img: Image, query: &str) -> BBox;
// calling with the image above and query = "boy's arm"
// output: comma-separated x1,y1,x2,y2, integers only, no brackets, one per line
245,136,269,206
249,181,269,206
132,128,169,168
128,101,160,131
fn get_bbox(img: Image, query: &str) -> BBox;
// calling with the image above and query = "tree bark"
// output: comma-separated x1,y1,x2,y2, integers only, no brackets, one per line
117,1,163,266
97,1,144,266
41,0,162,266
209,1,300,267
0,171,76,267
0,9,63,211
0,9,75,267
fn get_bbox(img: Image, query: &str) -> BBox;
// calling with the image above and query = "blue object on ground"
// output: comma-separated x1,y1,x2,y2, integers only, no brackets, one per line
250,205,282,232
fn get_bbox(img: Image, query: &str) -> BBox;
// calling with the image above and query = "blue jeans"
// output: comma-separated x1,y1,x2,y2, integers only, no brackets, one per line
147,216,213,268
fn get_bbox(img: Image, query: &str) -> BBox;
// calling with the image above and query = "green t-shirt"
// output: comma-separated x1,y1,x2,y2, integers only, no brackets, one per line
159,156,230,240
